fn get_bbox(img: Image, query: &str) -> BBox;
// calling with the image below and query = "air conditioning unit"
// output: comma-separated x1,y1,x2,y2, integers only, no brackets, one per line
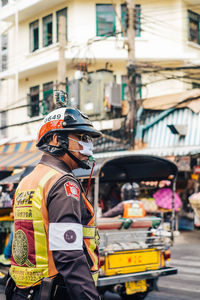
80,70,114,118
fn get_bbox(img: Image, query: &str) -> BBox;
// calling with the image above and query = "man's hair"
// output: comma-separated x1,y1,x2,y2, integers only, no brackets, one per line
43,131,70,145
43,132,54,144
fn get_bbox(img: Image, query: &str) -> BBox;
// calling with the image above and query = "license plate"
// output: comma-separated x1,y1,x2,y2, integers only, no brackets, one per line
125,280,147,295
108,249,159,268
104,249,161,276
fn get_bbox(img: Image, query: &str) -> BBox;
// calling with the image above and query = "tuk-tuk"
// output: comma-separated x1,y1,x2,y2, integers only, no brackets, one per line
74,154,178,299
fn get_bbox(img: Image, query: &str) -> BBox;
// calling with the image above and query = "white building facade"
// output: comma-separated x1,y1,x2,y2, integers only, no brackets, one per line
0,0,200,140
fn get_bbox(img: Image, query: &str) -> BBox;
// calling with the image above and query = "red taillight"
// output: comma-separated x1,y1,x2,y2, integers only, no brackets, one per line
164,250,171,260
99,257,105,267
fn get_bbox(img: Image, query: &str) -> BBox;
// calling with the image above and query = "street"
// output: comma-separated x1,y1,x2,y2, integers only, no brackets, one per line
0,230,199,300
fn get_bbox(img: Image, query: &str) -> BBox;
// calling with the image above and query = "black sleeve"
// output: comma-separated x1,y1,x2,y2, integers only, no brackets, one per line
102,202,124,218
47,175,100,300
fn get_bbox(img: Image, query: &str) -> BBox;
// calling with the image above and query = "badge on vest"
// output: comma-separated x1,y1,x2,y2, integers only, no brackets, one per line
12,229,34,267
64,181,80,200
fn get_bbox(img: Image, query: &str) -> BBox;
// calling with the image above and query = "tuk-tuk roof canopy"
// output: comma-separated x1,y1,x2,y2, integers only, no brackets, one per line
73,154,178,182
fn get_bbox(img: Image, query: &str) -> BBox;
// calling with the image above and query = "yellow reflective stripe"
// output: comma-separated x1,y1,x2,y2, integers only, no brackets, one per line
32,188,47,269
34,169,59,272
33,219,49,270
83,226,96,238
92,271,99,285
89,237,99,270
39,169,59,188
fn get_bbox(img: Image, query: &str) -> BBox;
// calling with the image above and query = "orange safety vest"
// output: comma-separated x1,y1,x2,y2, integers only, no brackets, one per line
123,200,146,218
10,166,99,288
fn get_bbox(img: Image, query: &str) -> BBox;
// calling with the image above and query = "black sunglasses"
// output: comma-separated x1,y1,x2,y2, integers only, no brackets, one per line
75,134,93,143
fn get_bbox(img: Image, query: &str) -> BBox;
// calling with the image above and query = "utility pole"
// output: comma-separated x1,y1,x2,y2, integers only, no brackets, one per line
126,0,137,148
57,15,67,91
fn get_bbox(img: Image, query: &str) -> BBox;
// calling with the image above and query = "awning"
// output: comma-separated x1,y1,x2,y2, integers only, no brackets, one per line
0,167,35,184
0,171,24,184
0,140,42,170
93,146,200,159
142,88,200,113
132,146,200,157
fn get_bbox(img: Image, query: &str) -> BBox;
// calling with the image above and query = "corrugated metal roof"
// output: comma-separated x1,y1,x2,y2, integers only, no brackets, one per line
142,88,200,113
142,108,200,150
94,145,200,160
132,146,200,156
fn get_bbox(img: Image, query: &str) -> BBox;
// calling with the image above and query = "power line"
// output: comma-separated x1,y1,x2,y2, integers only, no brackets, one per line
0,72,197,113
139,1,200,15
140,20,188,45
0,117,43,131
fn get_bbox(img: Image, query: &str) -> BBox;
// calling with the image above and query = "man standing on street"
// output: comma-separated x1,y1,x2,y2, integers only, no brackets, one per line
6,101,101,300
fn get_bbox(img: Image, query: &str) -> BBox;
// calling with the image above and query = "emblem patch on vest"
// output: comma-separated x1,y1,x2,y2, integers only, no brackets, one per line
64,181,80,200
64,230,77,243
12,229,34,267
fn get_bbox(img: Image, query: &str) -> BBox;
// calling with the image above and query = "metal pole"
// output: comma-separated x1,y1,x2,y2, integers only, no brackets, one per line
94,176,99,225
126,0,137,148
15,8,19,104
57,15,66,91
171,179,176,242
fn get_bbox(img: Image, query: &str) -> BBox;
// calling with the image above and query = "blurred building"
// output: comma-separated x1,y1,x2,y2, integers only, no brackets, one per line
0,0,200,143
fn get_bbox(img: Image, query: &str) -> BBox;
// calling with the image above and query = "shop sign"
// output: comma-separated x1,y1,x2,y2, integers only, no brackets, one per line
193,165,200,174
175,156,191,172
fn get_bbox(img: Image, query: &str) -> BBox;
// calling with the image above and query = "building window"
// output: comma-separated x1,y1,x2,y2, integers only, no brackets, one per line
188,10,200,45
43,14,53,47
1,34,8,71
29,20,39,52
1,34,8,50
96,4,116,36
121,76,128,101
28,86,40,117
1,0,8,7
121,3,141,37
192,82,200,89
121,74,142,100
56,8,67,42
42,82,53,115
65,77,68,94
1,54,7,71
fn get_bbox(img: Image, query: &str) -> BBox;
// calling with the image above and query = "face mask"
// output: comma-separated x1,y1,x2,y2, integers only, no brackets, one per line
68,137,94,157
78,140,94,157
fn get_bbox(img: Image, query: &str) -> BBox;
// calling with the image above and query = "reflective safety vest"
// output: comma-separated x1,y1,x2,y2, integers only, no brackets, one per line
82,193,99,284
10,167,99,288
123,200,146,218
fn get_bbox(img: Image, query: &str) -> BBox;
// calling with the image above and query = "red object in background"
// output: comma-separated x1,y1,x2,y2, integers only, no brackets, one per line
193,165,200,174
153,188,182,211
